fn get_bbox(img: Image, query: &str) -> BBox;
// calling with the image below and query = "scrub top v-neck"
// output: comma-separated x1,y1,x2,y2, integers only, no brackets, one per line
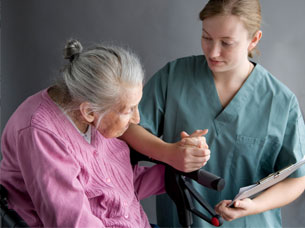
139,55,305,228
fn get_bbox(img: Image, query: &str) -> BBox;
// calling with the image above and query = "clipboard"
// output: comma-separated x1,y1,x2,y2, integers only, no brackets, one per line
229,155,305,207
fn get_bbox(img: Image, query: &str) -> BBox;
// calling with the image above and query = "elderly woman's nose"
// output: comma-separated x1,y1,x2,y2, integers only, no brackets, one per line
131,108,140,124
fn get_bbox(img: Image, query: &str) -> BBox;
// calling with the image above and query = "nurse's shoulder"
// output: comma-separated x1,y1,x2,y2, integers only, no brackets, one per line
254,63,297,105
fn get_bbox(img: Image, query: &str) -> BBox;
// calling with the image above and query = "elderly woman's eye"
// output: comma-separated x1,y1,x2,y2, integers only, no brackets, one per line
129,107,135,113
123,107,134,115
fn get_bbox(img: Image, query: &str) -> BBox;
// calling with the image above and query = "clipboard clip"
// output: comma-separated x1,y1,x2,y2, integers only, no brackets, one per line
257,164,294,184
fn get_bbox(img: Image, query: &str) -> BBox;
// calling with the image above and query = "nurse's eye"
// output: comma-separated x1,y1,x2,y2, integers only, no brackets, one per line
202,36,212,41
222,41,233,47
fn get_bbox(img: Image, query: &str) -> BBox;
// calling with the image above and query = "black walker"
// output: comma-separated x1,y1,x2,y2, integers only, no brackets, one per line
131,149,225,227
0,185,29,228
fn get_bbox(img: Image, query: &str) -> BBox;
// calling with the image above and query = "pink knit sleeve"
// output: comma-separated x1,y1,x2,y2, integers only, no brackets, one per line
16,127,104,227
133,164,165,200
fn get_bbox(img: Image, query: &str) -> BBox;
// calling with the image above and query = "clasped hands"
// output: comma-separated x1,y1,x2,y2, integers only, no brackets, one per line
167,129,210,173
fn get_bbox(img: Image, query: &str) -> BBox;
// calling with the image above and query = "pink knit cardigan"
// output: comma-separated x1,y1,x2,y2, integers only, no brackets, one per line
0,89,165,227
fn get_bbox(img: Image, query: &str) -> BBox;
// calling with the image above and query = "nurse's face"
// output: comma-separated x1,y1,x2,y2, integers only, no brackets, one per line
96,83,142,138
201,15,253,73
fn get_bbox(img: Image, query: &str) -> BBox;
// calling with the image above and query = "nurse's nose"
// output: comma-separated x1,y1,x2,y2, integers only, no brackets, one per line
209,42,221,58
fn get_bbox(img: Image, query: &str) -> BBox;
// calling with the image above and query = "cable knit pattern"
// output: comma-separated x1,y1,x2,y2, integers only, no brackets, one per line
0,89,165,228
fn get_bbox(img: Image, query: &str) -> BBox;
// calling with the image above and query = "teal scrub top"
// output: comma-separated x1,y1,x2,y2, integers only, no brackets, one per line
139,55,305,228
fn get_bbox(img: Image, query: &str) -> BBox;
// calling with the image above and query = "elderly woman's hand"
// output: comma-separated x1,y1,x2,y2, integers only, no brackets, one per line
166,129,211,172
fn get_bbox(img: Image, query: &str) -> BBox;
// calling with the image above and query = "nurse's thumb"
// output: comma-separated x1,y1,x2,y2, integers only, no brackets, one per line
190,129,209,137
202,129,208,135
234,199,248,209
180,131,189,139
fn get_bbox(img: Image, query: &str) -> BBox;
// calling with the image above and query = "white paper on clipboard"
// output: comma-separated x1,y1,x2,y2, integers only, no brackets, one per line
229,155,305,207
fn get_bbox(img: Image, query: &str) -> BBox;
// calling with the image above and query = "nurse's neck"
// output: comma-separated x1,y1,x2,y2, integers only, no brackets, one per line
213,60,254,87
213,60,254,108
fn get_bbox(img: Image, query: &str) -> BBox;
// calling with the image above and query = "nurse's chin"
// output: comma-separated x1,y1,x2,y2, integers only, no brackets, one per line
208,65,227,73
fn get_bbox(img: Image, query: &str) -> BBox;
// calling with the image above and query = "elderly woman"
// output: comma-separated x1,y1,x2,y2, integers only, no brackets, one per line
0,40,170,228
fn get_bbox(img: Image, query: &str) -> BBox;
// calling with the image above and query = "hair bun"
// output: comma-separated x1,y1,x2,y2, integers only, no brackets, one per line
64,39,83,62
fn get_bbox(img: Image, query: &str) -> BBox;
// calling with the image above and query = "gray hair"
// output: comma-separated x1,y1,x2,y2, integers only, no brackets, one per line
57,39,144,117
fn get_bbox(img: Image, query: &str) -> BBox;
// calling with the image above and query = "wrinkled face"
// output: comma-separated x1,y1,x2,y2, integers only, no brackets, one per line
201,15,252,73
95,83,142,138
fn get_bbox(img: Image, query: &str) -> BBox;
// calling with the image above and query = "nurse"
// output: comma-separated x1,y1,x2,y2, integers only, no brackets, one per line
121,0,305,227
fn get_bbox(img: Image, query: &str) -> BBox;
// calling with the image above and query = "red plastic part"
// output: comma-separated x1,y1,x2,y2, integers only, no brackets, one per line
211,217,220,227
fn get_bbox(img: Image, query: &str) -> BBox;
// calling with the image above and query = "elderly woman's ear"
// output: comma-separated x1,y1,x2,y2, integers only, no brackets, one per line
80,102,95,123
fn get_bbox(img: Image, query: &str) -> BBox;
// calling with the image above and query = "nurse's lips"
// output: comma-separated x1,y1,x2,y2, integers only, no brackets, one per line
209,58,223,65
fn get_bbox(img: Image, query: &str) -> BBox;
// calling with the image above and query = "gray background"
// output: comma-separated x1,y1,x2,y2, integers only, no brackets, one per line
1,0,305,227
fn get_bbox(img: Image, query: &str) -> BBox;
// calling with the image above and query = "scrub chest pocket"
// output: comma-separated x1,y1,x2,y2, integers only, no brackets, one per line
232,134,281,187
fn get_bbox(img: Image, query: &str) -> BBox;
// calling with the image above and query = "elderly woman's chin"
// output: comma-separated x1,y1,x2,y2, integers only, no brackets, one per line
112,128,128,138
100,125,129,139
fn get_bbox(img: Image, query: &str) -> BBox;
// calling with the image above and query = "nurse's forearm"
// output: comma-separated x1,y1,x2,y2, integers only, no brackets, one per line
252,176,305,214
121,124,211,172
120,124,172,163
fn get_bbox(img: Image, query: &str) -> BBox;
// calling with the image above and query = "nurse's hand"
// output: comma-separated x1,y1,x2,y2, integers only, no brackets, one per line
214,199,257,221
168,129,210,172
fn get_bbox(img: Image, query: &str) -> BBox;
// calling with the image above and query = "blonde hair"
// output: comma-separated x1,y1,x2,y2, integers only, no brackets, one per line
199,0,261,58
